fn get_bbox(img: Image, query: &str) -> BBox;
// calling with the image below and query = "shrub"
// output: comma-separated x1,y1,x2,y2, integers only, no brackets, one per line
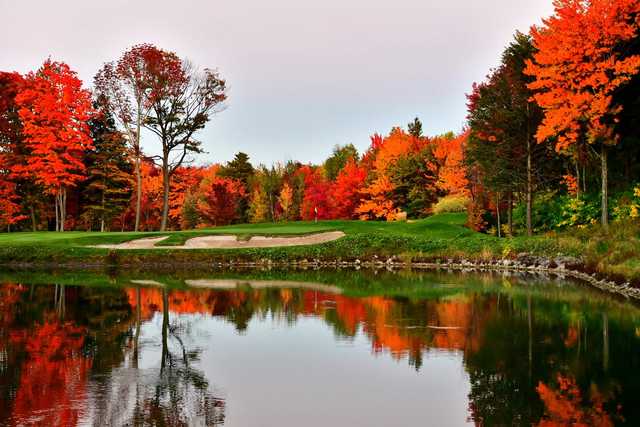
433,194,470,214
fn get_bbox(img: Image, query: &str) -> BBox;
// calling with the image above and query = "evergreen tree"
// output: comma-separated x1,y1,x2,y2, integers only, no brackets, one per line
219,152,255,221
407,117,424,138
82,109,133,231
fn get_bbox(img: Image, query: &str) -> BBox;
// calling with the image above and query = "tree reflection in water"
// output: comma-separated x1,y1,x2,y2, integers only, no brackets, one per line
0,275,639,426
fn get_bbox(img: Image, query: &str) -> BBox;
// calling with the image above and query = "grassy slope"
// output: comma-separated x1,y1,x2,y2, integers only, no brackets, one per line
0,213,638,281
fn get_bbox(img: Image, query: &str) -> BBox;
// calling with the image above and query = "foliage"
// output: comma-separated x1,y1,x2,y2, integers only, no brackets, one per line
433,194,470,214
15,59,94,232
323,144,358,181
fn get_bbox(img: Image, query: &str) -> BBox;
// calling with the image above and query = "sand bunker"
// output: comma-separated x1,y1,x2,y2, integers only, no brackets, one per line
92,231,345,250
185,279,342,293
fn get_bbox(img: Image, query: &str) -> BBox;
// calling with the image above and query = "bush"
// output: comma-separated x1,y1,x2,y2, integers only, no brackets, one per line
512,191,600,232
433,194,470,214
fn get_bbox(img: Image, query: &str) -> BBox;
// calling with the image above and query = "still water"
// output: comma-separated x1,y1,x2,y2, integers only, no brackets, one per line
0,269,639,426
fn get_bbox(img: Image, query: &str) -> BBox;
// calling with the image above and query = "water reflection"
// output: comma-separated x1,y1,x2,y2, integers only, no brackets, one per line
0,271,639,426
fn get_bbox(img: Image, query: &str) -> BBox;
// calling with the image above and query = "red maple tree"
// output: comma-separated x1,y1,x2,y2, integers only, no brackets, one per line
16,60,94,231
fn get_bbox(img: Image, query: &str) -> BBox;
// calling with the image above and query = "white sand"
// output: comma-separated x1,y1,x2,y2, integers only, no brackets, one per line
91,231,345,250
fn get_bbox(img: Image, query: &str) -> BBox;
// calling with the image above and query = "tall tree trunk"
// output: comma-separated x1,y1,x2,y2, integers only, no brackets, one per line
60,187,66,232
134,106,142,232
100,190,106,232
601,145,608,230
507,192,513,236
160,154,170,232
55,191,60,232
30,205,36,232
526,106,533,237
575,161,581,199
496,192,502,238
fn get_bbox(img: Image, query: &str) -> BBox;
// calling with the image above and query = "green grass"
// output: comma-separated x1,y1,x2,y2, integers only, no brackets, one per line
0,213,639,283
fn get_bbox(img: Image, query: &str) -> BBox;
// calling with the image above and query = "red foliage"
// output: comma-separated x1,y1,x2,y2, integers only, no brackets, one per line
331,159,367,219
196,173,246,226
11,321,92,427
15,59,94,193
298,165,333,220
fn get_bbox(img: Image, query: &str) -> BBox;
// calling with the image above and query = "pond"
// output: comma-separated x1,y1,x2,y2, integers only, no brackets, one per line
0,269,639,426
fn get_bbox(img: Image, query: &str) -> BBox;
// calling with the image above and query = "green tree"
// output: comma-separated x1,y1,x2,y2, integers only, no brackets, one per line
388,148,438,218
323,144,358,181
219,152,255,221
407,117,423,138
82,109,133,231
466,33,561,236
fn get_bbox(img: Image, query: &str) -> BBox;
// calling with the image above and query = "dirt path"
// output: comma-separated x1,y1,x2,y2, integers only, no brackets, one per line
91,231,345,250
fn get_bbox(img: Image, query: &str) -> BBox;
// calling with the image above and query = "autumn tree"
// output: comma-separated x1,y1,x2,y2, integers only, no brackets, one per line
298,165,332,221
16,60,93,231
331,159,367,219
144,55,227,231
196,176,245,226
432,131,469,196
248,187,269,223
94,44,163,232
277,182,294,221
467,33,561,236
82,108,133,231
525,0,640,228
323,144,359,181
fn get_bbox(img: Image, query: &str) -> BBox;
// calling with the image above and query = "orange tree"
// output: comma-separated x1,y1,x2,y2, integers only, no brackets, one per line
525,0,640,227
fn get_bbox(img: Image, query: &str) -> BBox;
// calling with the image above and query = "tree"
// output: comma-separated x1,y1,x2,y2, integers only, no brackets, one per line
218,152,254,221
0,72,27,230
277,182,294,221
169,166,205,228
467,33,561,236
82,108,133,231
298,165,332,221
323,144,358,181
432,131,469,196
388,148,439,217
331,159,367,219
407,117,424,138
525,0,640,228
196,176,245,226
144,53,227,231
94,44,163,232
248,187,269,223
16,60,94,231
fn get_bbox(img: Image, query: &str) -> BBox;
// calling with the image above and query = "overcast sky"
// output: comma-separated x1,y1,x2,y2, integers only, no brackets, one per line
0,0,554,166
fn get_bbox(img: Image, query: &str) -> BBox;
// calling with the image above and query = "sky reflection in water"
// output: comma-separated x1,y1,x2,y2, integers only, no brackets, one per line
0,270,639,426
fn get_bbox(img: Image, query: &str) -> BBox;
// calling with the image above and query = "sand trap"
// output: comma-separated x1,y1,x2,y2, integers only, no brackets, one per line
91,231,345,250
185,279,342,294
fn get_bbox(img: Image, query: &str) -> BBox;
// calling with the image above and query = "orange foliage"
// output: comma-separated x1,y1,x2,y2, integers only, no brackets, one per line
432,131,469,195
537,374,617,427
526,0,640,151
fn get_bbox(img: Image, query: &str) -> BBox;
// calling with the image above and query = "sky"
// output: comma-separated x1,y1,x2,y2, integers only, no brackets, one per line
0,0,555,166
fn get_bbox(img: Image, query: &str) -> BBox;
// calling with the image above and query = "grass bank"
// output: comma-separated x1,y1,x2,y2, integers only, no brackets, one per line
0,213,638,283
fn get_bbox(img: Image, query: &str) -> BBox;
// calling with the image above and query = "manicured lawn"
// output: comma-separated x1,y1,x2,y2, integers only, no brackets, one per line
0,213,638,283
0,213,479,248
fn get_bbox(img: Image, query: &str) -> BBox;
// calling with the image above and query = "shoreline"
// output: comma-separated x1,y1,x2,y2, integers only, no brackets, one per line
2,252,638,301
